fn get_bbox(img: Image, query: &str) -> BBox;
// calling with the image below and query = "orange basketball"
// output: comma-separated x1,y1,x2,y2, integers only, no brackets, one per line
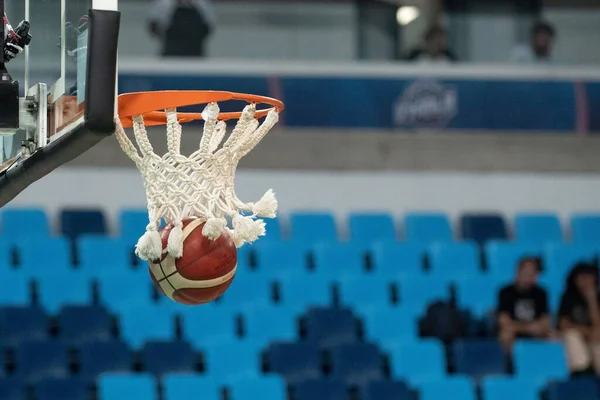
148,218,237,305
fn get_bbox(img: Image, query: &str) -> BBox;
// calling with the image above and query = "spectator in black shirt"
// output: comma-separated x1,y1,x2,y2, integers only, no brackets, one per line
558,263,600,375
406,24,457,64
497,257,551,351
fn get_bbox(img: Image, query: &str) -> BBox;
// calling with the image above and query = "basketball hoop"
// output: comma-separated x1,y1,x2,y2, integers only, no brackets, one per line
115,90,284,261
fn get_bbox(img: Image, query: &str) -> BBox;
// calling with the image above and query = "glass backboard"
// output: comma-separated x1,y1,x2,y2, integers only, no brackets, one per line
0,0,119,206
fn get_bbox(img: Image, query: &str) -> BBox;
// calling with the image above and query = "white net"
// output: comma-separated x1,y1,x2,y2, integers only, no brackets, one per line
114,102,279,261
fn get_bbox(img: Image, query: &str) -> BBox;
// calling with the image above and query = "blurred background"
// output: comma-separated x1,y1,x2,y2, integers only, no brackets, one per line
4,1,600,400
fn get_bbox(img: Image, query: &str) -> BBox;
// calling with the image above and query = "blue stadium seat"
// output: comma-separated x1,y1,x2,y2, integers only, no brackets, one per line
0,239,12,268
362,307,418,350
547,378,600,400
243,307,297,346
0,377,25,400
34,378,88,400
294,380,347,400
265,342,321,384
218,274,274,310
455,277,501,318
60,209,107,240
0,349,5,377
481,377,540,400
120,305,176,348
229,376,287,400
0,306,49,346
58,305,112,345
313,242,365,281
390,339,445,384
263,217,283,241
485,241,542,285
329,343,384,385
398,276,449,310
97,373,157,400
514,213,563,245
348,212,396,243
460,214,508,246
140,341,196,376
303,307,359,348
97,270,153,313
0,271,30,306
254,241,309,280
37,272,92,313
15,341,68,384
543,243,595,279
203,341,260,383
289,212,337,242
538,272,563,312
119,209,149,245
79,341,133,383
162,374,220,400
338,276,393,310
571,214,600,244
361,380,414,400
513,340,568,382
428,241,481,283
2,208,50,239
404,213,453,244
77,236,132,275
452,340,507,380
418,377,476,400
16,237,71,277
279,276,332,313
370,241,425,279
180,305,237,348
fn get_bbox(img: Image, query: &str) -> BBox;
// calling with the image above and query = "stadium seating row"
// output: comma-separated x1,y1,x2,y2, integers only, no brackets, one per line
3,208,600,245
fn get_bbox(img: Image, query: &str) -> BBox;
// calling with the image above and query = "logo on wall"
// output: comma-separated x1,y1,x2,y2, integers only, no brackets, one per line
394,80,458,129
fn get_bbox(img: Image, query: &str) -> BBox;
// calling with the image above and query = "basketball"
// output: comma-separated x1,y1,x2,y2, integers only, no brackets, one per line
148,218,237,305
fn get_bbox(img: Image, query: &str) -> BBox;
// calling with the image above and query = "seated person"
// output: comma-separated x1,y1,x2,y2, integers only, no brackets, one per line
558,263,600,375
497,257,551,351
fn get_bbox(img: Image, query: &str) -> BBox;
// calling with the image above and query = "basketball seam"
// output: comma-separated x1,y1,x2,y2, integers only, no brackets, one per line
157,259,178,294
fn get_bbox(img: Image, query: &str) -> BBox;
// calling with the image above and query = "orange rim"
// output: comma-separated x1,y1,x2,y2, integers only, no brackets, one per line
117,90,285,128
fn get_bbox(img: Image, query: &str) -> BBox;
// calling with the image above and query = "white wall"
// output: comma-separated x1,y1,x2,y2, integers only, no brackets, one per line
10,168,600,237
543,9,600,65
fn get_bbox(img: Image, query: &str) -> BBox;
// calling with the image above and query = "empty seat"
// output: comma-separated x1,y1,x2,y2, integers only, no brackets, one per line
547,378,600,400
279,276,332,313
77,236,132,274
15,341,68,384
338,276,393,310
229,376,287,400
243,307,297,346
60,209,107,240
313,242,365,280
265,342,321,384
218,274,274,310
428,241,481,283
455,277,500,318
390,339,445,384
571,214,600,244
460,214,508,246
180,305,237,348
119,209,150,245
79,341,133,383
361,380,414,400
370,241,425,279
0,306,49,346
120,305,176,348
58,305,112,345
543,243,595,279
398,276,449,310
452,340,507,380
162,374,220,400
418,377,476,400
37,272,92,313
0,377,25,400
204,341,260,383
348,212,396,243
485,241,542,284
262,217,283,241
97,373,157,400
303,307,359,348
481,376,539,400
404,213,453,244
140,341,196,376
330,343,384,385
513,340,568,382
34,378,88,400
0,239,11,268
294,380,347,400
362,307,418,350
290,212,337,242
514,213,563,245
16,237,71,276
2,208,50,238
254,241,309,279
0,271,30,306
97,270,153,313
